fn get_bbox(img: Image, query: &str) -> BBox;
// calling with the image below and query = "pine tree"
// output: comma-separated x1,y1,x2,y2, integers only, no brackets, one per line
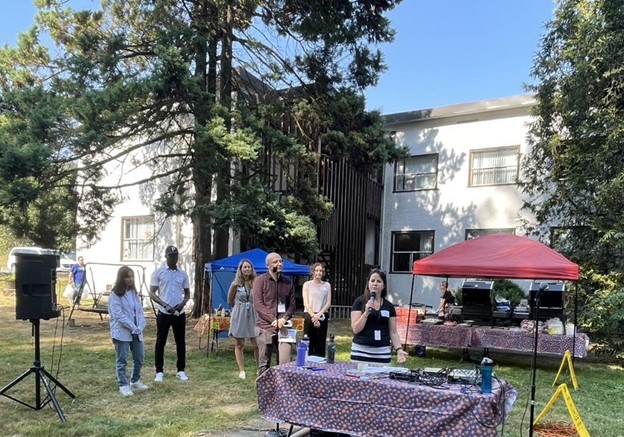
0,0,406,313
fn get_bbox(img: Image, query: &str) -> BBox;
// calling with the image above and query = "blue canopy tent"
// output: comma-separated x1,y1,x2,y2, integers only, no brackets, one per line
204,248,311,312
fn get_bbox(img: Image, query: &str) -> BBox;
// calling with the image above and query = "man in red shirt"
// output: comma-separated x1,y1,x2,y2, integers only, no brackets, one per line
253,252,296,375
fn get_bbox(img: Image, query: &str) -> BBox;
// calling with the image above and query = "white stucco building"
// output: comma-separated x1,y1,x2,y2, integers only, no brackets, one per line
76,93,538,309
76,142,194,300
380,94,537,308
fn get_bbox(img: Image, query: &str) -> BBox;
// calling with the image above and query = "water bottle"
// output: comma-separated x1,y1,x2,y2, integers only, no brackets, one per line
302,334,310,361
326,334,336,364
296,341,307,367
480,360,493,394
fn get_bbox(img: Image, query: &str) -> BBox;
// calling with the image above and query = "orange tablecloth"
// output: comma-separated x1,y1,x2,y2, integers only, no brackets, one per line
193,314,230,336
193,315,305,336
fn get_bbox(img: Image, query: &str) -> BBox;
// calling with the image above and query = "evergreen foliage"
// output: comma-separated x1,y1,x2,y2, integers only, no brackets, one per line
523,0,624,351
0,0,406,314
493,279,526,307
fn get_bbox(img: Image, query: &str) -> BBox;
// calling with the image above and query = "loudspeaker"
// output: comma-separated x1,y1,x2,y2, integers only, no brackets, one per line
15,252,61,320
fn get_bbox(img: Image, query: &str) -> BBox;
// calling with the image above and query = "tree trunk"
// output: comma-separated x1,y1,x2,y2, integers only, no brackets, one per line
192,203,212,318
214,0,234,260
190,0,214,318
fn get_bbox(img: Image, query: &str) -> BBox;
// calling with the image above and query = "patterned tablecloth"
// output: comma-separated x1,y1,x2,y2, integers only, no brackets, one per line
395,321,589,358
471,327,589,358
257,362,516,437
397,323,473,348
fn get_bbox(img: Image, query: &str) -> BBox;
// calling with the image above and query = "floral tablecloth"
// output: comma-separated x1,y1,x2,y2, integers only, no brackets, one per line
397,322,473,348
257,362,516,437
470,327,589,358
395,321,589,358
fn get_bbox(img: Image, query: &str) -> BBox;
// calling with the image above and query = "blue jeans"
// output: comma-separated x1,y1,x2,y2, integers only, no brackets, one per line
114,336,144,387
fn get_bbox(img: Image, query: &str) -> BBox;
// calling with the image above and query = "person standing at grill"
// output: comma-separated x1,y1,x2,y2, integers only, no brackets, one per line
350,269,408,364
253,252,296,376
302,263,332,357
149,245,190,382
436,280,455,319
228,259,259,379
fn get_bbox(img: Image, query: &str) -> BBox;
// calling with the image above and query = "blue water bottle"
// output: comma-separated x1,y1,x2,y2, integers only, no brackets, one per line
302,334,310,361
480,358,493,394
296,341,307,367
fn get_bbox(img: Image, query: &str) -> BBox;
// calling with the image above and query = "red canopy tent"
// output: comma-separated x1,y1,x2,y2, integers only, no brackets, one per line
410,233,581,431
412,233,579,280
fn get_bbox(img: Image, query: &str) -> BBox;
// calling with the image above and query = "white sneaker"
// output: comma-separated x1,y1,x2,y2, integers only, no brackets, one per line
154,372,164,382
239,371,246,380
119,385,133,397
130,380,149,391
176,371,189,381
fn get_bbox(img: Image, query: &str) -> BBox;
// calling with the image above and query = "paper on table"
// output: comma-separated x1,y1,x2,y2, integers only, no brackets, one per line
362,366,400,374
278,328,297,343
306,356,326,363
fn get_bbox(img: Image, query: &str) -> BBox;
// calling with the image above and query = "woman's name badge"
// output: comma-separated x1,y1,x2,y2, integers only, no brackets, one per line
381,310,390,318
374,330,381,341
278,303,286,313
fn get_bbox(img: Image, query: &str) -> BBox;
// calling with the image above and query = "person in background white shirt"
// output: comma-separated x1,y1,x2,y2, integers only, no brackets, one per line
149,245,190,382
108,266,148,397
302,263,332,357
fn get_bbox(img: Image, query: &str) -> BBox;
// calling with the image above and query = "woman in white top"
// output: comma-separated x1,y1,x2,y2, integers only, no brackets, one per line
302,263,332,357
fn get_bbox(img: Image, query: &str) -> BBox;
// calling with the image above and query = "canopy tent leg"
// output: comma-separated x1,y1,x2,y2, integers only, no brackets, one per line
403,274,416,349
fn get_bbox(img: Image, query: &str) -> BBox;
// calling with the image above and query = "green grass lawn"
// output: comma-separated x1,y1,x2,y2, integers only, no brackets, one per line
0,291,622,436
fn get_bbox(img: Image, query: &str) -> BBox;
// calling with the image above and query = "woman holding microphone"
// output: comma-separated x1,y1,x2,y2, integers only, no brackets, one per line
350,269,408,365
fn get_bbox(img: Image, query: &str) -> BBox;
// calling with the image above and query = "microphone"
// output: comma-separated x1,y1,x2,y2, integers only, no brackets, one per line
272,266,280,279
368,292,376,312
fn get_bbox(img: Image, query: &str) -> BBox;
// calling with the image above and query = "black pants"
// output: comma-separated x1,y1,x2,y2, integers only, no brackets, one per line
303,312,329,357
155,311,186,373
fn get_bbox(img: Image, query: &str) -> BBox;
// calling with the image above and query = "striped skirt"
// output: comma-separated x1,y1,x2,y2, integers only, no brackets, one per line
350,342,391,364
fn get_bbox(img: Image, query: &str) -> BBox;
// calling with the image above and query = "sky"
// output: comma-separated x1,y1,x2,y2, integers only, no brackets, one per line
0,0,556,115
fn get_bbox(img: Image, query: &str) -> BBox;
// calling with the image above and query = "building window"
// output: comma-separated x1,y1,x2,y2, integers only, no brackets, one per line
122,216,154,261
465,228,515,240
394,154,438,192
469,146,519,186
391,231,434,273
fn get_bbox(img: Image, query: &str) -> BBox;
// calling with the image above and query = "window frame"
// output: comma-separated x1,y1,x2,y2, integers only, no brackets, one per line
468,146,519,187
390,230,435,273
393,153,438,192
465,228,516,240
121,215,155,262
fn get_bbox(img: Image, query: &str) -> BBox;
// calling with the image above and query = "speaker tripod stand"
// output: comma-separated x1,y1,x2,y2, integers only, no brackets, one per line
0,318,75,422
